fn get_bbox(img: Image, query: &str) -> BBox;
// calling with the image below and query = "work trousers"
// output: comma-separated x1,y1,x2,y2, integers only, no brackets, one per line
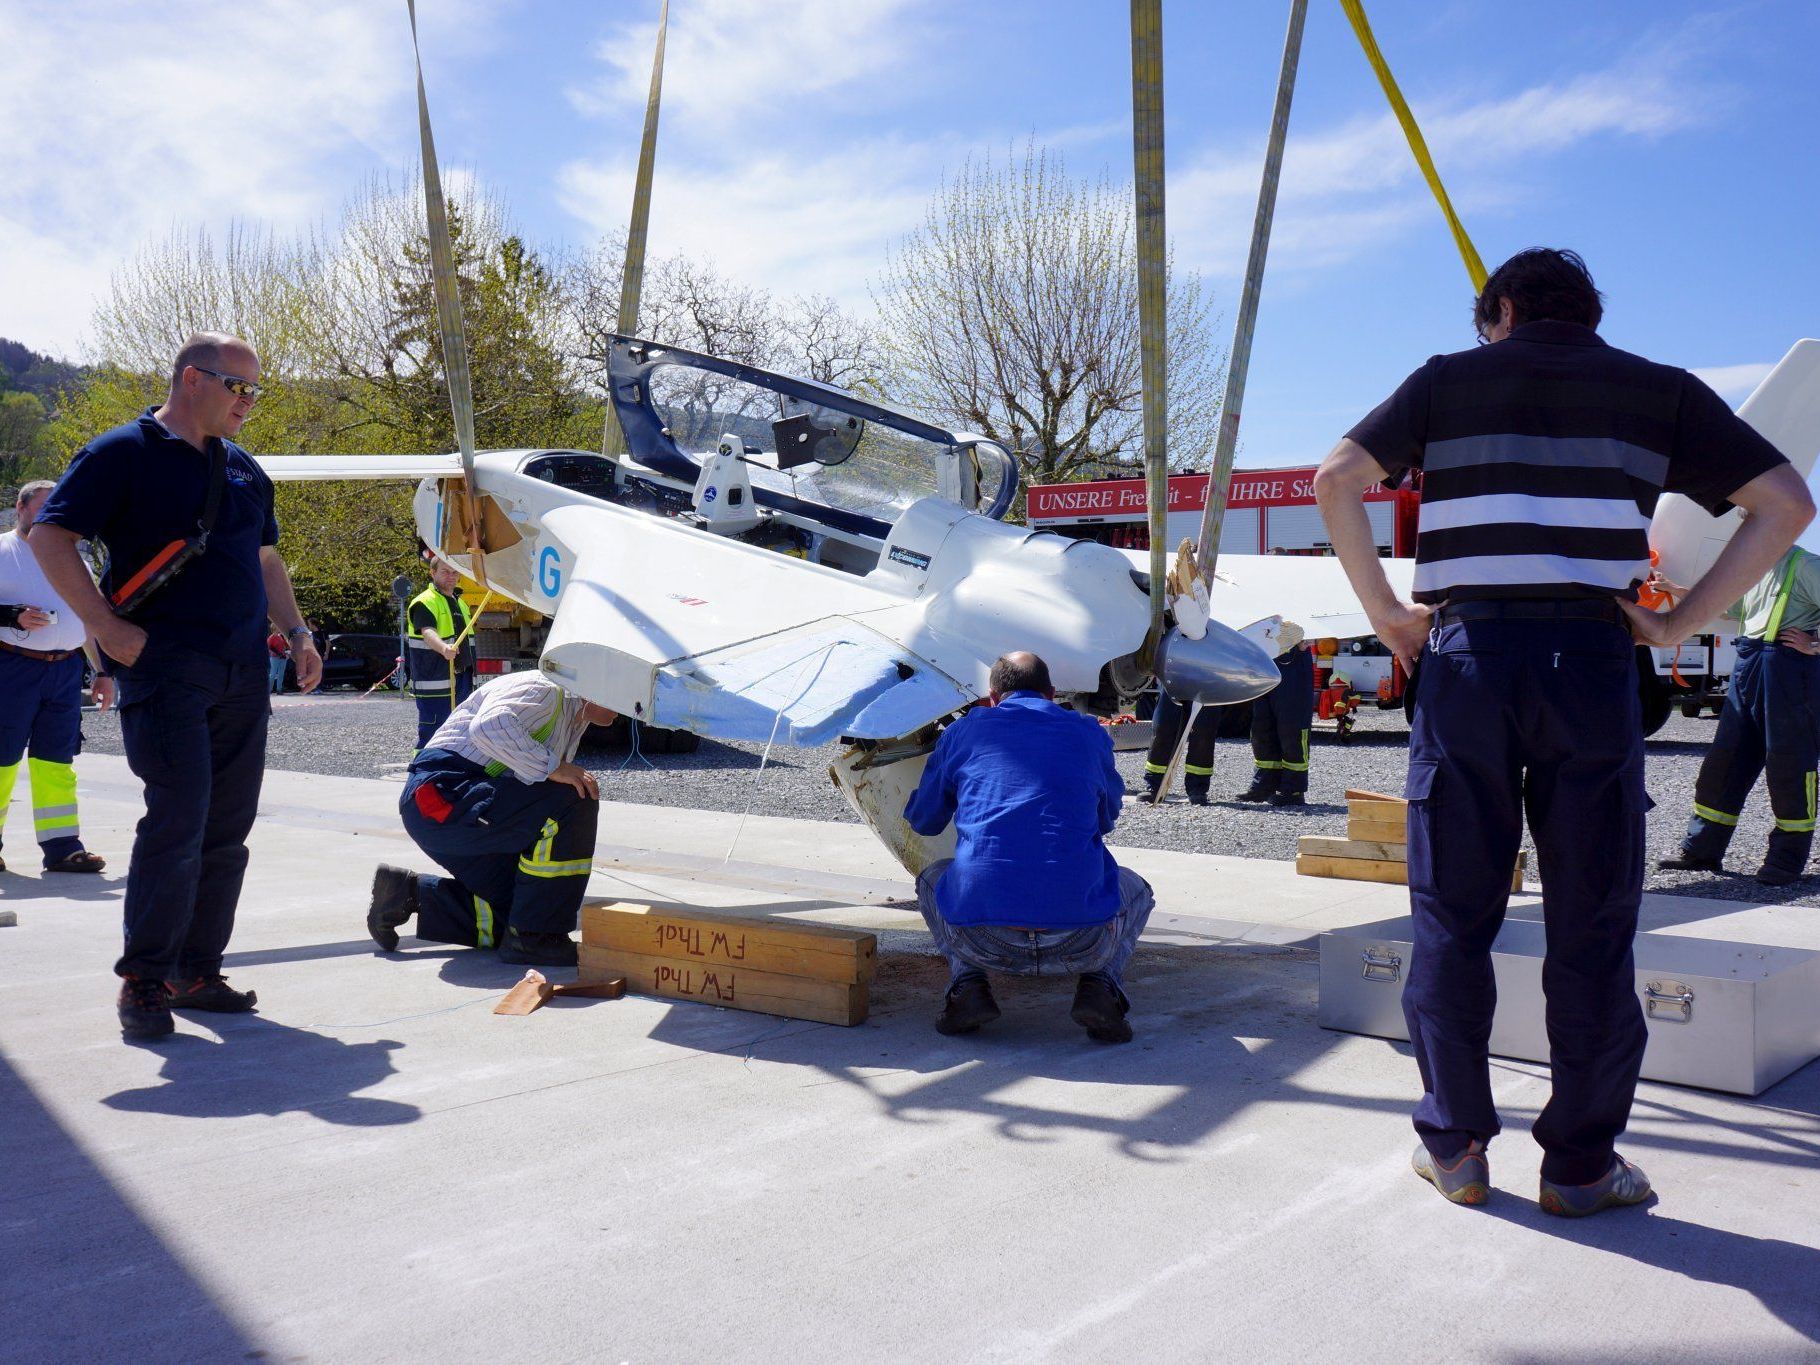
1144,697,1218,797
399,762,597,947
1681,637,1819,877
1404,609,1648,1187
0,650,86,863
914,860,1154,992
115,646,270,981
412,672,474,751
1250,647,1315,797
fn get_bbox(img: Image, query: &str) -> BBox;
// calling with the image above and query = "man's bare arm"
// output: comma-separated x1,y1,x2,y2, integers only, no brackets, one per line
29,525,145,666
1623,465,1816,647
1313,438,1432,670
260,547,321,692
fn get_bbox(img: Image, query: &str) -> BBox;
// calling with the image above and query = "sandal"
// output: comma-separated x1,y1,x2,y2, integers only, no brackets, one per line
44,849,106,874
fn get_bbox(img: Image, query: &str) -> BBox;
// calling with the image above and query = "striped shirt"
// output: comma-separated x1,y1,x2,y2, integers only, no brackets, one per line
424,671,594,786
1348,321,1787,603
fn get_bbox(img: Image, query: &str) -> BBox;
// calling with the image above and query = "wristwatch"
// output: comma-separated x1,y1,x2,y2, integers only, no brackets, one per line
286,626,313,642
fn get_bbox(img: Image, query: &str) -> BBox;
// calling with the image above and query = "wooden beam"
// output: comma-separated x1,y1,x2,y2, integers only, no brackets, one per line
580,902,875,983
580,946,868,1026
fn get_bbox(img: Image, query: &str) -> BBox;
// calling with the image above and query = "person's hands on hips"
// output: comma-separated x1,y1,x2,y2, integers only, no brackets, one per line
1777,626,1820,656
16,607,52,632
91,675,117,710
95,617,148,667
551,762,600,800
292,640,323,692
1369,600,1434,673
1620,599,1692,649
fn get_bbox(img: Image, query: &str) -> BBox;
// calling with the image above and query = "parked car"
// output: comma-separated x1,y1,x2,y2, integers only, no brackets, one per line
284,633,401,691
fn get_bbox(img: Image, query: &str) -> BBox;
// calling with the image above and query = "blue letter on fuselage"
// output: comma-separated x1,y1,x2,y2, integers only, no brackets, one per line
538,546,563,599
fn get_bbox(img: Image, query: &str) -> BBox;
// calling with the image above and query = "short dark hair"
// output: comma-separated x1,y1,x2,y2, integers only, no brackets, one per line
1473,248,1603,337
989,651,1051,695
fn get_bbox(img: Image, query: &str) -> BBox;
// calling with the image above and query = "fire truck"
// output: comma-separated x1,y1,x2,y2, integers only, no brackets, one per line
1024,465,1732,735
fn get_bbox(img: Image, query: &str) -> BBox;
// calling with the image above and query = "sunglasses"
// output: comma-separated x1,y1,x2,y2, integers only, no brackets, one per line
192,366,265,400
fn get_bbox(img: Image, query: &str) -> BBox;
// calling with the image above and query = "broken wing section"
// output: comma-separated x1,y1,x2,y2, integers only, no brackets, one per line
534,503,971,745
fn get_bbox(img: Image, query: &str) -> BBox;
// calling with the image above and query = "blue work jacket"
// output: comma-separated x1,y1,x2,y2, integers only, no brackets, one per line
904,692,1125,927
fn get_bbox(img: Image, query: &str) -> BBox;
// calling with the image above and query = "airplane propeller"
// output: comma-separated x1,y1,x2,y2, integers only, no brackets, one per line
604,0,670,460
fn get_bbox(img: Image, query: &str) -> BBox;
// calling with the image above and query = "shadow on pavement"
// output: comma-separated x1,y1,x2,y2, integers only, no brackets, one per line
2,1051,265,1361
1486,1201,1820,1345
102,1016,418,1127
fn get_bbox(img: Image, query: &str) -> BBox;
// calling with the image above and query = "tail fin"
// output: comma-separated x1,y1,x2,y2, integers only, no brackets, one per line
1651,338,1820,595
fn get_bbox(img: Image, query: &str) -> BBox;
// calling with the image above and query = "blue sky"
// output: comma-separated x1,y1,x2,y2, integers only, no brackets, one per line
3,0,1815,471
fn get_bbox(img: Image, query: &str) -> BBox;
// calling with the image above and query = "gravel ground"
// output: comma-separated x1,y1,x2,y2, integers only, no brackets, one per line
78,687,1820,906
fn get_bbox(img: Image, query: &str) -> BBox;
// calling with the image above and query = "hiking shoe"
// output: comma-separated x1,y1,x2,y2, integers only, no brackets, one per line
1412,1142,1490,1206
497,927,578,967
1071,973,1133,1043
118,977,174,1040
935,975,1000,1035
166,975,258,1013
1755,863,1801,888
1268,792,1305,807
1658,853,1722,873
1539,1155,1652,1218
367,864,419,951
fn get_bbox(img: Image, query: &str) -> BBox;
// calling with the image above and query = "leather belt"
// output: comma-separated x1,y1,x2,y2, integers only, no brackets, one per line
0,638,79,662
1434,598,1626,627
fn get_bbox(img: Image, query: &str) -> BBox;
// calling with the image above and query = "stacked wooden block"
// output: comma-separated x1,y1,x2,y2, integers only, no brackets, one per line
1296,789,1526,891
577,900,877,1026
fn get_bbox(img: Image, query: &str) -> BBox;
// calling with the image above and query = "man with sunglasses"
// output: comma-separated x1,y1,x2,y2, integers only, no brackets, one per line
32,332,323,1041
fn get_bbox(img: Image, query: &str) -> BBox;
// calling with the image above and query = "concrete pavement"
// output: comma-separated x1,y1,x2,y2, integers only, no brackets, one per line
3,755,1817,1361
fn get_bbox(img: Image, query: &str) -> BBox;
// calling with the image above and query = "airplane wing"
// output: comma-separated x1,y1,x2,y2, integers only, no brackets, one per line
255,454,465,480
1652,338,1820,596
535,502,973,746
1115,545,1415,640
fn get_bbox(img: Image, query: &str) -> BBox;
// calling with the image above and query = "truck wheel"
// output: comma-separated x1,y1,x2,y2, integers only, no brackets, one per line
1679,700,1702,719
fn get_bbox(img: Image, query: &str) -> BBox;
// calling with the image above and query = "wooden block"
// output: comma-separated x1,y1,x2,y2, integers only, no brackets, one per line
1298,852,1525,891
580,946,867,1026
1297,853,1410,885
581,901,875,984
1348,812,1409,842
492,971,627,1016
1344,788,1407,806
1299,834,1407,863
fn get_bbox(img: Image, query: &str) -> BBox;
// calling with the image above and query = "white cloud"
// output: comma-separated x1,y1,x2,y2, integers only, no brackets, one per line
1691,362,1776,403
0,0,504,357
1171,45,1698,283
570,0,937,137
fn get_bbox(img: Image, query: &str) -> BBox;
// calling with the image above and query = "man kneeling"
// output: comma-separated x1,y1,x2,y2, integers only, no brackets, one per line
367,671,617,966
905,652,1154,1043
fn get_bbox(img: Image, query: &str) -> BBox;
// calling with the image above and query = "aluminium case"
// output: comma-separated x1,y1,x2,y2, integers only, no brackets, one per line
1317,916,1820,1096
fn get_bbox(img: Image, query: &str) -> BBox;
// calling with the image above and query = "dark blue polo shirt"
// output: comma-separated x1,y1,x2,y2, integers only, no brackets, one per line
904,692,1126,927
36,409,280,666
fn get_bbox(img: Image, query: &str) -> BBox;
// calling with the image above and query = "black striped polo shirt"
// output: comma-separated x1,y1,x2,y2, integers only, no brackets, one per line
1347,321,1787,603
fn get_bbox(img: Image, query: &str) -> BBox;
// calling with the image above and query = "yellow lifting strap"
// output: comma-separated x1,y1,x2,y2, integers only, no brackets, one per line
1338,0,1487,291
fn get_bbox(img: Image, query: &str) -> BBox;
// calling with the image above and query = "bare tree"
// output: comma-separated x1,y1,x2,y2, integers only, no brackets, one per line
874,143,1222,490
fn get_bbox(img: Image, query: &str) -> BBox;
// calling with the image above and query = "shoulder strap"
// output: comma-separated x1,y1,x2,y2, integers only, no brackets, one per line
1763,550,1805,642
197,438,229,541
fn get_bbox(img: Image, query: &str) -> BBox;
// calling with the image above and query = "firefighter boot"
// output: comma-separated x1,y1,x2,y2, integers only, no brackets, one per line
1756,830,1812,887
367,864,419,952
1237,771,1278,803
1658,813,1732,874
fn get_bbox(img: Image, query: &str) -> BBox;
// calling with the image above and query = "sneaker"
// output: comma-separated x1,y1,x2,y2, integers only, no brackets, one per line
165,974,258,1013
497,927,578,967
1236,783,1273,803
1539,1155,1652,1218
1411,1141,1490,1206
1658,853,1722,873
1071,973,1132,1043
1268,792,1306,807
367,864,419,951
935,975,1000,1035
118,977,174,1040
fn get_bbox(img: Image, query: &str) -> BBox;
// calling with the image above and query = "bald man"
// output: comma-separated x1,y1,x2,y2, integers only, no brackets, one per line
905,651,1155,1043
34,332,322,1041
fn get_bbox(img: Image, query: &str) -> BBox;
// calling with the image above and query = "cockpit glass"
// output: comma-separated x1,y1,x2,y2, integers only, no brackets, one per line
646,360,949,523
